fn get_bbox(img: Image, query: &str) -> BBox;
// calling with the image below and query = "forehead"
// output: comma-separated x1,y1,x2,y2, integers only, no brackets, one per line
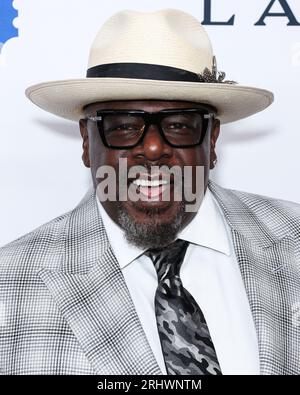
83,100,214,114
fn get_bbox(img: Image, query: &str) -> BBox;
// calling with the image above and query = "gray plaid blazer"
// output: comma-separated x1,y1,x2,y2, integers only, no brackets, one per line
0,180,300,375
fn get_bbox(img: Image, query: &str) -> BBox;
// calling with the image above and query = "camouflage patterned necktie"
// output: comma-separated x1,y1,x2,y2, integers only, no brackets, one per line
145,239,222,375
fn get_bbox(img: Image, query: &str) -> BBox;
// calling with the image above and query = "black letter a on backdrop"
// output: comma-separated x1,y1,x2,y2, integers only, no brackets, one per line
202,0,235,25
255,0,300,26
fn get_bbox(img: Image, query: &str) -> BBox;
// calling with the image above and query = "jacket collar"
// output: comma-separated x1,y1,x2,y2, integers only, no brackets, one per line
208,180,294,248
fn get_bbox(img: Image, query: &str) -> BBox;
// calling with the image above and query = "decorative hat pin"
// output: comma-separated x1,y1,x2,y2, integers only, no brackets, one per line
197,56,237,84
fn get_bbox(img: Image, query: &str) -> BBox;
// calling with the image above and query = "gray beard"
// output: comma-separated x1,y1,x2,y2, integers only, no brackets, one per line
117,202,186,249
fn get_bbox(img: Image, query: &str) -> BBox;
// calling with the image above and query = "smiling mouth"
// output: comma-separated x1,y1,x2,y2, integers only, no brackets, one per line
128,172,175,202
132,178,171,200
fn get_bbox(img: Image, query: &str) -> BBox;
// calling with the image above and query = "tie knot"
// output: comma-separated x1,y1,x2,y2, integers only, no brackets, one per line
145,239,189,282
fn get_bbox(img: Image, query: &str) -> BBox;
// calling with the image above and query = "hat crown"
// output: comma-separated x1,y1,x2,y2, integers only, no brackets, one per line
88,9,213,74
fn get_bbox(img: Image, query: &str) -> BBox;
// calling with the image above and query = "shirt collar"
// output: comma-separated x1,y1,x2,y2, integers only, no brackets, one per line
97,198,146,269
177,187,231,256
96,187,231,270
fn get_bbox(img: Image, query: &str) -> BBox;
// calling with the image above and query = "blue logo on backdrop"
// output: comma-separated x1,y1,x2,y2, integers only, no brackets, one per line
0,0,18,53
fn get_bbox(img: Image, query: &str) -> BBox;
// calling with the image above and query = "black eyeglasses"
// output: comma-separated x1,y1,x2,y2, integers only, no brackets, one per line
86,107,216,149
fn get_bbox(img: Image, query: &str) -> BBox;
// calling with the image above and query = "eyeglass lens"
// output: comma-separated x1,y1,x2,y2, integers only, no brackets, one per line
102,112,205,147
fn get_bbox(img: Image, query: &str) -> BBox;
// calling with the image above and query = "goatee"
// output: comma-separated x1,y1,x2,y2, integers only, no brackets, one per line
117,202,186,249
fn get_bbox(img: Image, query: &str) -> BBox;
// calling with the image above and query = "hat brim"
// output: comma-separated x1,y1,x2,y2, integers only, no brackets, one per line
25,78,274,124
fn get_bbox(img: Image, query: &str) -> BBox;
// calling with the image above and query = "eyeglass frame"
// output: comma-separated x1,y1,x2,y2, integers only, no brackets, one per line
85,106,217,149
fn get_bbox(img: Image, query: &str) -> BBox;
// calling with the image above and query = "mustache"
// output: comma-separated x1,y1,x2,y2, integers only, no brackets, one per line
126,163,185,183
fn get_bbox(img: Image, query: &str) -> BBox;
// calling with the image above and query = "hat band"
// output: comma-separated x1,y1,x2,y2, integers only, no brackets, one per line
86,63,202,82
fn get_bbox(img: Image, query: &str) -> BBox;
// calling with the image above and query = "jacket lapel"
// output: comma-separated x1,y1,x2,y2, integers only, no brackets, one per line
209,180,300,374
38,190,162,375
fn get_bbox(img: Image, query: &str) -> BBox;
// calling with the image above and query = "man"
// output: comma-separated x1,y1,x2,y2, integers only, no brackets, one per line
0,9,299,375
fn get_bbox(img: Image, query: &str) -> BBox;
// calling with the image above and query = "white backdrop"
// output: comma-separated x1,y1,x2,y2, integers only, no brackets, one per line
0,0,300,246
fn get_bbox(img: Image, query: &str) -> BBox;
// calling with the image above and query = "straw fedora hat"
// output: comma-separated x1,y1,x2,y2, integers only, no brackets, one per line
25,8,274,124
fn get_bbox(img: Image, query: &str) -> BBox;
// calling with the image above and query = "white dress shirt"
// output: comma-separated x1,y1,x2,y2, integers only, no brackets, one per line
96,189,260,375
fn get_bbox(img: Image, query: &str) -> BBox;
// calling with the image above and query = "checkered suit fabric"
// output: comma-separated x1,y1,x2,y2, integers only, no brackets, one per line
0,180,299,375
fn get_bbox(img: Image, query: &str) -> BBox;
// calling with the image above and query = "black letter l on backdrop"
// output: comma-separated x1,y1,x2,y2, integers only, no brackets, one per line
202,0,235,25
255,0,300,26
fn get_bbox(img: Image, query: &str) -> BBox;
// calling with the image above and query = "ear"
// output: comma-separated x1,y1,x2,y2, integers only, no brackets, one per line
210,118,220,170
79,119,91,168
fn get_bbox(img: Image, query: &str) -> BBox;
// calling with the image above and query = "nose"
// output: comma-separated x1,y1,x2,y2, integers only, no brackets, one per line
131,123,173,161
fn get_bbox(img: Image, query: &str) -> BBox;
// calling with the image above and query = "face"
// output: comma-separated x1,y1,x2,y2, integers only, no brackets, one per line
79,100,220,249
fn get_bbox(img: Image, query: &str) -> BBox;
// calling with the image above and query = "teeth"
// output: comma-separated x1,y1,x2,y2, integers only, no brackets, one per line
132,179,169,187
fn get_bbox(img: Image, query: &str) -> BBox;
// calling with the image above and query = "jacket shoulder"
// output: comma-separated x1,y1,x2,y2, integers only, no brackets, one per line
231,188,300,215
209,180,300,241
0,189,95,272
211,180,300,214
0,209,71,272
